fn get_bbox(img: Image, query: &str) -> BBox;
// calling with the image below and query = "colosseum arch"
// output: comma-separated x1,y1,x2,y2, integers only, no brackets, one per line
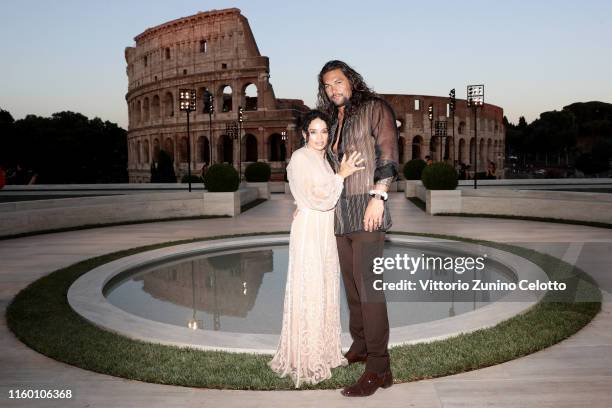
411,135,423,160
444,137,453,161
198,86,213,114
136,140,142,163
479,138,486,170
135,100,142,124
151,95,160,120
243,83,258,111
221,85,233,112
469,137,475,165
153,138,160,161
398,136,405,164
143,97,150,123
244,134,258,162
164,91,174,118
458,138,466,163
164,137,175,160
268,133,286,161
144,139,150,163
218,134,234,163
197,135,210,164
494,140,500,161
179,136,189,163
458,121,466,135
487,138,493,162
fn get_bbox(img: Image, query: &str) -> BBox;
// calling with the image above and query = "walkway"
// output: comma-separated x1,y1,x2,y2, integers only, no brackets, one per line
1,194,611,407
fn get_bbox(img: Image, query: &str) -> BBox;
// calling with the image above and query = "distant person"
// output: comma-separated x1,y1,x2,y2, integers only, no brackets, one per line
425,155,433,166
486,161,497,179
459,162,468,180
200,162,209,179
150,161,159,183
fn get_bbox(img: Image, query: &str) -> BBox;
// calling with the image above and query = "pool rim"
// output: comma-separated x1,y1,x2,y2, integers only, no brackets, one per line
67,234,548,354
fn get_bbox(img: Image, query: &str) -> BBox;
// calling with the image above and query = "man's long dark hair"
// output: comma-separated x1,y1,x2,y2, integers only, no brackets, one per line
316,60,378,118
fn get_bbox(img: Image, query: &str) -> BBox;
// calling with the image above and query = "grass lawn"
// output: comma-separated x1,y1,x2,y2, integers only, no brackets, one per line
6,231,601,390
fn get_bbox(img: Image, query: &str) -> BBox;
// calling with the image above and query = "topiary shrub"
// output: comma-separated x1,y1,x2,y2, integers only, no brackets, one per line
203,164,239,192
244,162,271,182
421,162,458,190
181,175,203,184
403,159,427,180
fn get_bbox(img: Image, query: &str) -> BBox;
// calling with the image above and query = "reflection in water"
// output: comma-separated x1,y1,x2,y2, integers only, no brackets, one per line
105,243,515,334
130,249,273,330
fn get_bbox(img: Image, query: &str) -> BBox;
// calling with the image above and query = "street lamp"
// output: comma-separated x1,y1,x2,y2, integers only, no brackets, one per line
428,104,434,159
467,84,484,189
281,130,287,177
225,122,238,167
449,88,456,165
434,120,448,162
179,89,196,192
238,106,244,182
207,92,214,166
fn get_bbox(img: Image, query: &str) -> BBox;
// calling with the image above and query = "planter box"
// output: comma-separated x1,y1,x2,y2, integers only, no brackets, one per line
404,180,421,198
203,187,258,216
426,189,461,215
244,182,270,200
269,181,286,193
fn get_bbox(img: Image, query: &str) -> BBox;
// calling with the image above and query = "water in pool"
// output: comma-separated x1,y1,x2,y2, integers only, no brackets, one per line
104,243,515,334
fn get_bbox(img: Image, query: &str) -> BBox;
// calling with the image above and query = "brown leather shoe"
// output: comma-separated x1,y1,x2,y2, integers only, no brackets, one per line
341,369,393,397
344,350,367,365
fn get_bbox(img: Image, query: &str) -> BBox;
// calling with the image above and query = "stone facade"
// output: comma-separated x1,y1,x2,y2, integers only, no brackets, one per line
382,94,505,175
125,8,308,182
125,8,505,182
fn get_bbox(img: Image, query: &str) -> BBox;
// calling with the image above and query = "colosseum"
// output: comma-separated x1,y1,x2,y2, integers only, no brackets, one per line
125,8,504,182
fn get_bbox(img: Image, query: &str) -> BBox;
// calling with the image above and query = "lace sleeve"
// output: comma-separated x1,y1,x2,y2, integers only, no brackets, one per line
288,151,344,212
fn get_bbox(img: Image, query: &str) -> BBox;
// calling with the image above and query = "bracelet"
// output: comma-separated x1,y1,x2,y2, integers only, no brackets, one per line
368,189,388,201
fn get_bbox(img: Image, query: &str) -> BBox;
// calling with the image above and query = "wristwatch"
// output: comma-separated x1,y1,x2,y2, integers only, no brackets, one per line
368,189,388,201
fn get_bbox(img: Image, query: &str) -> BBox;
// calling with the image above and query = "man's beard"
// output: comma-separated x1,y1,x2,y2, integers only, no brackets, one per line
331,94,348,107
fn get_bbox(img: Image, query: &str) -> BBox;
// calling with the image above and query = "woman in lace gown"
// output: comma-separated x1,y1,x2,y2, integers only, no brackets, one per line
268,110,364,387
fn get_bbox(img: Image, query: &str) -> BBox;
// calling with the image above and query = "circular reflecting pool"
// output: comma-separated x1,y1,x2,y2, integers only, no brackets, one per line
104,243,515,334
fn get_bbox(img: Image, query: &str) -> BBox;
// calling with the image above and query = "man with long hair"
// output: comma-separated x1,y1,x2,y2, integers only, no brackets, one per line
317,60,399,397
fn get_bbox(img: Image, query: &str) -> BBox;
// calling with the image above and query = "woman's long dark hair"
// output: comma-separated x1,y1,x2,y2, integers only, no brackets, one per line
316,60,378,118
299,110,336,170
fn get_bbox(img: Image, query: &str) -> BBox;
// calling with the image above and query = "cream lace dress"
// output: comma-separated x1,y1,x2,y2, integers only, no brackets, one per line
268,146,348,387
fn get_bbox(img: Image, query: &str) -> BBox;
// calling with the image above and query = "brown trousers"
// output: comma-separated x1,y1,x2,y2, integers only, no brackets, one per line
336,231,390,374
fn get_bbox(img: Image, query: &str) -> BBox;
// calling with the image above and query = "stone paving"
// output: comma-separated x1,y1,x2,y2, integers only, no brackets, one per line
1,194,611,407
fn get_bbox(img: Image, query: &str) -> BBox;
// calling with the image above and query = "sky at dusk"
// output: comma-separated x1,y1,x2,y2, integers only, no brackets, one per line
1,0,611,128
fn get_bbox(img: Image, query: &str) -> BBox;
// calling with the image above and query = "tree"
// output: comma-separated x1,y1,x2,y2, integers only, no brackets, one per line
0,108,16,167
5,109,127,183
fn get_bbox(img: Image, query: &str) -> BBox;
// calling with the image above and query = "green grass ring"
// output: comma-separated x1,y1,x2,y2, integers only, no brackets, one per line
6,231,601,390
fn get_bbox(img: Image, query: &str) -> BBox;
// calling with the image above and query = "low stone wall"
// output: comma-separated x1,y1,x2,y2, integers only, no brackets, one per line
460,189,612,223
456,178,612,190
0,188,259,237
404,180,612,224
0,183,206,197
